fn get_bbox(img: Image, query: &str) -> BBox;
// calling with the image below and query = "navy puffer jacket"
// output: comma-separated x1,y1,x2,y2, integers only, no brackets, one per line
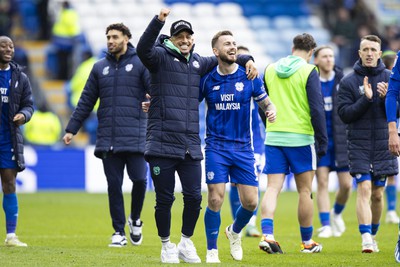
66,44,150,158
337,59,398,176
3,62,34,171
137,16,218,160
331,66,348,168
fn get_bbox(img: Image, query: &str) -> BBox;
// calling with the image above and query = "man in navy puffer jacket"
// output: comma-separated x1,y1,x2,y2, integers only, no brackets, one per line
63,23,150,248
0,36,34,247
137,8,257,264
337,34,398,253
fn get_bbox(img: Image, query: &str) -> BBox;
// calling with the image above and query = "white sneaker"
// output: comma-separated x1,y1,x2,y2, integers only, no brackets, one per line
362,233,373,253
5,235,27,247
108,232,127,247
331,210,345,237
372,239,380,252
317,226,333,238
386,211,400,224
161,242,180,264
225,225,243,261
206,249,221,263
128,217,143,245
177,238,201,263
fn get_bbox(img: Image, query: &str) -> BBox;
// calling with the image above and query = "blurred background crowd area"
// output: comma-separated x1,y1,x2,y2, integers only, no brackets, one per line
1,0,400,147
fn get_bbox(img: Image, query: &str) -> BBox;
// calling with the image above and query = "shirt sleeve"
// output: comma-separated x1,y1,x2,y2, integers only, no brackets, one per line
252,76,268,102
306,69,328,156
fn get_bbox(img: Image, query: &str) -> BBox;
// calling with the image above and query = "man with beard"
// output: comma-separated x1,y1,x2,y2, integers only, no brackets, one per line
137,8,257,264
0,35,34,247
200,31,276,263
63,23,150,248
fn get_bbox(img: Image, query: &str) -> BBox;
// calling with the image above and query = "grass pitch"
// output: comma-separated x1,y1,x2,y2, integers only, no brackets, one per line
0,191,399,266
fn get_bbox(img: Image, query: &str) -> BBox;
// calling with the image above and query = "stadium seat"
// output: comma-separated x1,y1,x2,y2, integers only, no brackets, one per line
249,16,271,29
272,16,295,29
215,2,243,17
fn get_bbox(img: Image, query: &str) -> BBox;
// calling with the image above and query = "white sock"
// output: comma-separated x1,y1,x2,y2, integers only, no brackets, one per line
248,215,257,226
6,233,15,239
362,233,372,244
181,234,191,243
265,234,275,241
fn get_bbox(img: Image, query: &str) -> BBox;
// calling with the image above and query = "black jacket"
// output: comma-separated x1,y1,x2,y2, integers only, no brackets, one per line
137,16,219,160
66,44,150,158
1,62,34,171
337,59,398,176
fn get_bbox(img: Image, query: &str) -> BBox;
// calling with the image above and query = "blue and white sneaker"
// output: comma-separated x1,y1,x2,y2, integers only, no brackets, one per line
395,235,400,263
128,217,143,246
109,232,127,247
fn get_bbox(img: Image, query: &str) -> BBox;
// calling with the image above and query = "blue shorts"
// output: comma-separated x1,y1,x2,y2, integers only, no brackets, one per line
317,145,349,173
0,150,17,169
353,173,387,187
265,145,316,175
205,148,258,186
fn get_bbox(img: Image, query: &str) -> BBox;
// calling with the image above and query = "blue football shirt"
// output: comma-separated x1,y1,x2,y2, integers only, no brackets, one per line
200,65,268,151
320,75,335,147
0,67,12,151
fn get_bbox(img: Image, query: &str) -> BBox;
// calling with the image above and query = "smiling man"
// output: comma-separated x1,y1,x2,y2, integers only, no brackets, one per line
200,30,276,263
136,8,258,264
63,23,150,248
337,35,398,253
0,35,34,247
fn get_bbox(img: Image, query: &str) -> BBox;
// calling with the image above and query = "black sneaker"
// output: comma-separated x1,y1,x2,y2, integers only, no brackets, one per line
128,217,143,245
259,235,283,254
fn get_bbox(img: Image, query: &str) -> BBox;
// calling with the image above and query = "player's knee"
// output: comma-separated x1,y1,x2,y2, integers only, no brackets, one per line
371,190,384,203
1,180,16,194
208,195,223,210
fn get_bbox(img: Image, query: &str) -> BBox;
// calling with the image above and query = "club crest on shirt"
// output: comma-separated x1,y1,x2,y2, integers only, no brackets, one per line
358,85,365,95
103,66,110,76
125,64,133,72
207,171,214,181
235,82,244,92
192,60,199,68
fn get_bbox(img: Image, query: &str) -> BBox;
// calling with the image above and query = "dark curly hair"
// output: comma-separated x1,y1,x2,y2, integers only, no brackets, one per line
106,23,132,39
293,33,316,52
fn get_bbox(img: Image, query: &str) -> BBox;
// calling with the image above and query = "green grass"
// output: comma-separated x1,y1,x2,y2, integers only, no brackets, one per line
0,191,399,266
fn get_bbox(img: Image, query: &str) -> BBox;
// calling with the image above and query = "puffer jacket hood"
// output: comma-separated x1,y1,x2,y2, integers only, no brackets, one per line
275,55,307,78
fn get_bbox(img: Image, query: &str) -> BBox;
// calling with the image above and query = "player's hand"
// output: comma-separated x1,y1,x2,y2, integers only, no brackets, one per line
245,60,258,80
13,113,25,126
389,130,400,157
63,133,74,145
266,110,276,123
142,94,151,113
363,76,373,100
377,81,387,98
158,8,170,21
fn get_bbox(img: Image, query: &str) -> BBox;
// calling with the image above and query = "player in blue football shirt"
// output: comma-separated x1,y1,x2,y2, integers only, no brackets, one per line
385,50,400,262
200,31,276,263
0,36,34,247
229,45,263,238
